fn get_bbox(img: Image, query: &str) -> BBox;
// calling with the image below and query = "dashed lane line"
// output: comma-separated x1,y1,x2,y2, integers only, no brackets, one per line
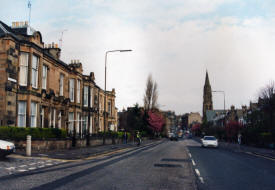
19,165,27,168
18,169,28,172
188,153,192,158
29,163,36,166
28,167,36,170
199,177,204,184
195,168,200,176
195,168,205,184
192,159,196,166
6,167,15,170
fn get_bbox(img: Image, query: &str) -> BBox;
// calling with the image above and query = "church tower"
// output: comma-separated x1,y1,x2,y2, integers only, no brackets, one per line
203,71,213,120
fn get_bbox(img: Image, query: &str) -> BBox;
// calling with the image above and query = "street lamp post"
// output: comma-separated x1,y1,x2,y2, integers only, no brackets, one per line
103,49,132,144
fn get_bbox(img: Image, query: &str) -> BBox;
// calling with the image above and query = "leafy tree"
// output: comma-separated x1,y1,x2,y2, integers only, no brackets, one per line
148,110,165,133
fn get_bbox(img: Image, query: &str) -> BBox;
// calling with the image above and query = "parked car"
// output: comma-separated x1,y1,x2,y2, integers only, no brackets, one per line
170,133,178,141
0,140,15,158
201,136,218,148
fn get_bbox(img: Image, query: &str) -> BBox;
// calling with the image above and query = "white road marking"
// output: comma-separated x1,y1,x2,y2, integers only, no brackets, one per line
19,165,27,168
46,163,53,166
18,169,27,172
37,161,45,164
192,159,196,166
37,165,45,168
195,169,200,176
28,167,36,170
188,153,192,158
199,177,204,184
46,160,52,162
29,163,36,166
6,167,15,170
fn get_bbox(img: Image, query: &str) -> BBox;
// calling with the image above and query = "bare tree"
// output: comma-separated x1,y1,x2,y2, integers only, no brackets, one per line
144,74,158,110
152,81,158,109
259,81,275,129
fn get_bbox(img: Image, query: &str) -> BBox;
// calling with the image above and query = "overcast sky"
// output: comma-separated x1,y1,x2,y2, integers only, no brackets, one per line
1,0,275,115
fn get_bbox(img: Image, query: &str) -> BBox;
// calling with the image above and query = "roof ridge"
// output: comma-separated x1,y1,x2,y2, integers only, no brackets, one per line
0,22,9,34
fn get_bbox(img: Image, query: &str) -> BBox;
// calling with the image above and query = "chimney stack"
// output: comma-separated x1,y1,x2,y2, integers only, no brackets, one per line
44,42,61,60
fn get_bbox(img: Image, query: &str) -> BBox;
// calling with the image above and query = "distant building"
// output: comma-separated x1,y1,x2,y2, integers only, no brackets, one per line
206,105,249,126
181,112,202,128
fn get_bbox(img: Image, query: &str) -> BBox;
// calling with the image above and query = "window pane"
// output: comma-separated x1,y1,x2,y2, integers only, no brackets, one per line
32,55,39,88
90,116,93,134
19,53,28,86
42,65,47,89
30,102,37,127
84,86,88,106
18,102,26,127
90,88,93,107
69,79,75,101
60,74,64,96
68,112,74,133
77,80,80,103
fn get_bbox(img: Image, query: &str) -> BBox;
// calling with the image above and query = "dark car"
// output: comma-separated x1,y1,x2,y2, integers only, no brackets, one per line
170,134,178,141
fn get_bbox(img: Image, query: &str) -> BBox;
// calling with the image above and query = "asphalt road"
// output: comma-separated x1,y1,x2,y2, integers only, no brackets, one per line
185,138,275,190
0,140,196,190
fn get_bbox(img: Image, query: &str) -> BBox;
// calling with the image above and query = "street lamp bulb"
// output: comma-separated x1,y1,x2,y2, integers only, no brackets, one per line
119,49,132,52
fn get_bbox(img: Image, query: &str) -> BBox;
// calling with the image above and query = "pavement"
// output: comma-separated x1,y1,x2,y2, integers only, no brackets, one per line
0,139,161,179
12,139,159,161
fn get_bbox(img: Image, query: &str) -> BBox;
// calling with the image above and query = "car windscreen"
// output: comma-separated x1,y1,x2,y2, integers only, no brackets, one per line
204,137,216,140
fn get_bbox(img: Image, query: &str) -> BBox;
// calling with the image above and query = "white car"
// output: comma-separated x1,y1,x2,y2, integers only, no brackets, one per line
201,136,218,148
0,140,15,158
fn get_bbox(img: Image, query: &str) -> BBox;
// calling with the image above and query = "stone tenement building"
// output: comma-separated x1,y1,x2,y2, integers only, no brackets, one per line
0,20,118,136
202,71,213,120
182,112,202,128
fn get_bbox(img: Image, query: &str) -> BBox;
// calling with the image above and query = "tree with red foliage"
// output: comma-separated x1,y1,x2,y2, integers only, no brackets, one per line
226,121,242,142
148,110,165,133
191,123,201,136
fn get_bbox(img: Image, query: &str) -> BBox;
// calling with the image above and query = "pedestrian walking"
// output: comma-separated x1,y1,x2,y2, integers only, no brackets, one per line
136,131,141,146
238,133,242,145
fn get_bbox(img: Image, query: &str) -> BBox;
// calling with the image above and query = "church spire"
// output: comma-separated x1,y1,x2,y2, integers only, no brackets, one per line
205,70,210,87
203,70,213,121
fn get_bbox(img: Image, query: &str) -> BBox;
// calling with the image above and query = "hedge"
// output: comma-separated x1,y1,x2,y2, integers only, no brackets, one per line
0,126,67,140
